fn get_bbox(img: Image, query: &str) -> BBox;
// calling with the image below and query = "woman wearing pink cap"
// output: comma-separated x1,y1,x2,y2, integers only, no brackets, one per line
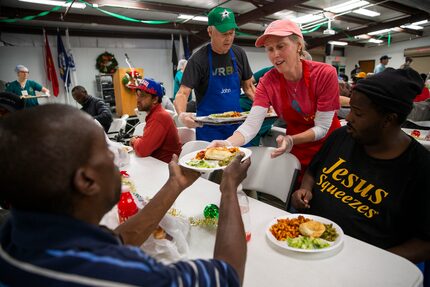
211,19,340,182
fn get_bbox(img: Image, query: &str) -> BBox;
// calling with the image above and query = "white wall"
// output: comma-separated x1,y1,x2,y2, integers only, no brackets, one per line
344,36,430,76
242,46,272,73
0,33,173,107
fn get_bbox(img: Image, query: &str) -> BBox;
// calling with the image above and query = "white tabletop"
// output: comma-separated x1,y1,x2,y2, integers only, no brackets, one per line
112,155,423,287
402,128,430,151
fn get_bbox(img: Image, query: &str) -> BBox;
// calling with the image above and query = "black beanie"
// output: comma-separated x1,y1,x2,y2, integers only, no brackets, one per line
353,68,423,117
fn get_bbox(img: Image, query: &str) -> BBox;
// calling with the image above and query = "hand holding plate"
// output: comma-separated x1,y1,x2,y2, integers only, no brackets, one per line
220,154,251,194
168,154,201,191
179,112,202,128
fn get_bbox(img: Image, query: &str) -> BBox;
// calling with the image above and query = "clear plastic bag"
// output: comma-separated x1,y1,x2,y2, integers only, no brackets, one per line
99,190,191,264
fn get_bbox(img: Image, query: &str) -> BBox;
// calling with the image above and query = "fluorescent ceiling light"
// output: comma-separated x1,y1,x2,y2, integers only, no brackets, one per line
19,0,86,9
291,14,323,24
400,24,424,30
354,34,371,39
353,8,380,17
178,14,208,22
368,38,383,43
411,20,428,26
367,28,393,35
325,0,368,13
273,11,294,19
329,41,348,46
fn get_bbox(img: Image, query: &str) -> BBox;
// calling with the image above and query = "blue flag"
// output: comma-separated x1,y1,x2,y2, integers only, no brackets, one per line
57,31,72,89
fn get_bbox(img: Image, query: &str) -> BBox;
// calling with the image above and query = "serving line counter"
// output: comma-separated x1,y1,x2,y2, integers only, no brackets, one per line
105,154,423,287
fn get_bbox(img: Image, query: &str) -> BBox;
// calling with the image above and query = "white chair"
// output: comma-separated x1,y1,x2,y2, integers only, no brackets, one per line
132,122,146,136
179,140,210,158
134,108,147,123
173,114,184,127
241,146,300,210
166,109,176,118
177,127,196,145
260,126,286,147
107,118,128,142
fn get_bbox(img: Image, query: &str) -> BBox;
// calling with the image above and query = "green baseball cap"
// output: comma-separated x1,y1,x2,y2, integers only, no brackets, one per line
207,7,239,33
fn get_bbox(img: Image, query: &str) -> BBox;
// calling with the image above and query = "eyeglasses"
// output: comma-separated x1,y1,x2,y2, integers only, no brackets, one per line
136,90,152,98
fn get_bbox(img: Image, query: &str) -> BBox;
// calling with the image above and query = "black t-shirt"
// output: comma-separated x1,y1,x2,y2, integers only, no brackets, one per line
181,44,253,104
307,126,430,249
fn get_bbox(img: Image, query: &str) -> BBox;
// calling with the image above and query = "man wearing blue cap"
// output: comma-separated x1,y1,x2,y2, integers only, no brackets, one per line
6,65,50,108
374,55,391,74
174,7,255,142
130,78,182,163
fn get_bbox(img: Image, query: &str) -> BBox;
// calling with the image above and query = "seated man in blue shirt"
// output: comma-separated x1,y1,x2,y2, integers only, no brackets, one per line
0,104,250,286
291,68,430,264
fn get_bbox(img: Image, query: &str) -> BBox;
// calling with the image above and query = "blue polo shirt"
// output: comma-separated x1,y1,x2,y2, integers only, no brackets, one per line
0,210,239,286
5,80,43,108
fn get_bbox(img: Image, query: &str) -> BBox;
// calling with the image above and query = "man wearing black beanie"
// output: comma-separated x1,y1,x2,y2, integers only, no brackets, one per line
291,68,430,265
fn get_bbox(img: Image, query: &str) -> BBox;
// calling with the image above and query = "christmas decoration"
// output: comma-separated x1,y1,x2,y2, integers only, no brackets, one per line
96,51,118,74
122,69,142,89
203,204,219,219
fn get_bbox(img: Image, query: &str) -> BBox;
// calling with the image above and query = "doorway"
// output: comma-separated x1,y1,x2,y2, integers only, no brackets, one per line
359,60,375,74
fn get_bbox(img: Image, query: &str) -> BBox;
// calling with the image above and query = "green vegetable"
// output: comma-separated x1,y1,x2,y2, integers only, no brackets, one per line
187,159,216,168
320,224,339,242
287,236,330,249
218,155,234,167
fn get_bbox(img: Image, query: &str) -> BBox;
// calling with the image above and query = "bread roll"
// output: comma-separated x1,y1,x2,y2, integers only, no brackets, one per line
153,226,166,239
299,220,326,238
204,147,233,161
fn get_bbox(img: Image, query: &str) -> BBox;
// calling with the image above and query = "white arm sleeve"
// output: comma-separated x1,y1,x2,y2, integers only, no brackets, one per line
311,110,335,141
237,106,267,144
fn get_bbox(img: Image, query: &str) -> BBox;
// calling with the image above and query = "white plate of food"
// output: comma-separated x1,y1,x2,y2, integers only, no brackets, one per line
179,146,252,172
266,214,344,253
207,111,247,121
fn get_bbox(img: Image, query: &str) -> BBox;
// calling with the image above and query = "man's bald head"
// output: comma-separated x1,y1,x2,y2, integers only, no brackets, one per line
0,104,104,214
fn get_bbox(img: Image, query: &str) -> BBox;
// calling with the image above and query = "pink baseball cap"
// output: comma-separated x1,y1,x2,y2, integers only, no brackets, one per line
255,19,303,47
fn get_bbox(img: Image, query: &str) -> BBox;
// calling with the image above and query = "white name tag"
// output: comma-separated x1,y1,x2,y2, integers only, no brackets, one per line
21,90,28,96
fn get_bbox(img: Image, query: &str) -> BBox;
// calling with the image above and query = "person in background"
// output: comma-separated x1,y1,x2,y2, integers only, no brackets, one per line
291,68,430,264
351,71,366,90
374,55,391,74
400,56,413,69
338,74,352,119
6,65,50,108
414,73,430,102
338,74,351,102
0,92,24,118
210,19,340,183
0,104,250,286
130,78,181,163
72,85,113,133
172,59,188,101
174,7,255,141
350,64,360,78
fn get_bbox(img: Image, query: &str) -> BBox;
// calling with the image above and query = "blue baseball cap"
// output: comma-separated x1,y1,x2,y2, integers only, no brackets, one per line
136,78,165,98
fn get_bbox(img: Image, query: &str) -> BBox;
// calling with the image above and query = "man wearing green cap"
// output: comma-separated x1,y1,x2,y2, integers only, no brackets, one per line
174,7,255,142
